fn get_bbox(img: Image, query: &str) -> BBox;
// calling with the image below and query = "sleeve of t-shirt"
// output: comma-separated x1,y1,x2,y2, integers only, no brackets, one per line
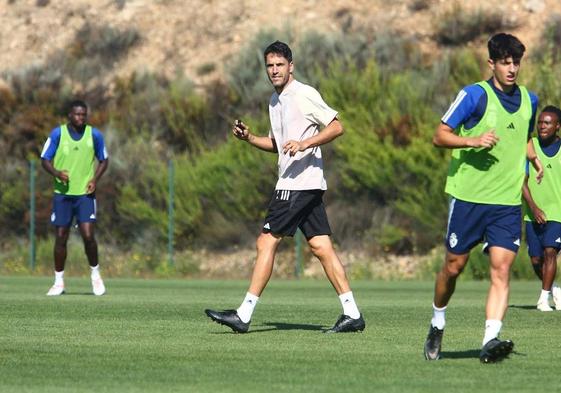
295,86,338,128
92,128,108,161
440,84,485,130
40,127,62,160
528,92,539,136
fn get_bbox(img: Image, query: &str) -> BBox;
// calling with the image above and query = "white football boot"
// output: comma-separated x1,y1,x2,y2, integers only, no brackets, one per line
537,297,553,312
91,277,106,296
552,286,561,310
46,283,65,296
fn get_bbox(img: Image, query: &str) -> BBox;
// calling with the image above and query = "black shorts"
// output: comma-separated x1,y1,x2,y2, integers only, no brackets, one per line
262,189,332,238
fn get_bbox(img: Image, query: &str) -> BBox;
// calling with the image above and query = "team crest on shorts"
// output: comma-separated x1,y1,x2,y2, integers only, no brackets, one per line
449,233,458,248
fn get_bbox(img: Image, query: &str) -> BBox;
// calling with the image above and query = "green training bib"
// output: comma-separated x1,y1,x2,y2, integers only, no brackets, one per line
52,124,95,195
445,81,531,205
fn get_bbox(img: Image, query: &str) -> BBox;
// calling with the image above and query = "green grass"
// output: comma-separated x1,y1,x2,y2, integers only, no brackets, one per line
1,277,560,392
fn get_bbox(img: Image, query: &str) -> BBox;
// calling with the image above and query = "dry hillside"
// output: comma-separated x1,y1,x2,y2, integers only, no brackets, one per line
1,0,560,86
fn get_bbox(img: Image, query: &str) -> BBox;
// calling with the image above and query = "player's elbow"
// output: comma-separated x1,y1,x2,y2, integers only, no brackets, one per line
333,121,344,137
432,133,445,147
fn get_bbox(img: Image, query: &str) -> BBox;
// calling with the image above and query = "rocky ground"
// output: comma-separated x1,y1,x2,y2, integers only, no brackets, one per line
1,0,559,85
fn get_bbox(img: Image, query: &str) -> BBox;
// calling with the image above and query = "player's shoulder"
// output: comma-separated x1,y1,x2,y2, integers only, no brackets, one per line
49,125,62,139
527,90,539,106
461,83,486,100
292,80,319,95
90,126,104,136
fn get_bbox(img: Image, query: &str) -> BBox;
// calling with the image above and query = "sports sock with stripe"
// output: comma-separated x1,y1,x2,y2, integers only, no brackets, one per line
339,291,360,319
237,292,259,323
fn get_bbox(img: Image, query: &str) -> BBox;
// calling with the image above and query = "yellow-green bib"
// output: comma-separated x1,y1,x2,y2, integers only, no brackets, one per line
445,82,531,205
53,124,95,195
524,137,561,222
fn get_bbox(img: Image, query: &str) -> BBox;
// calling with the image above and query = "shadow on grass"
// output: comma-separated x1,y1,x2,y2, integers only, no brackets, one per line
509,305,536,310
208,321,326,335
441,349,479,359
441,349,526,361
63,293,94,296
250,322,326,333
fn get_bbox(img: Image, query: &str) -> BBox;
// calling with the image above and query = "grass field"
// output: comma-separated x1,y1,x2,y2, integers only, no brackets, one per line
1,277,560,393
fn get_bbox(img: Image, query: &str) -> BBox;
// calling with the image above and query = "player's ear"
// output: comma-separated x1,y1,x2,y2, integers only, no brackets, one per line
289,61,294,74
487,59,495,71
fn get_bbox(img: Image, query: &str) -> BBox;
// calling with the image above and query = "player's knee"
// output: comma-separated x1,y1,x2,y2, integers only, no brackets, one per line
443,263,464,277
255,233,279,253
55,232,69,246
543,248,557,262
309,243,330,259
443,256,466,277
82,234,97,247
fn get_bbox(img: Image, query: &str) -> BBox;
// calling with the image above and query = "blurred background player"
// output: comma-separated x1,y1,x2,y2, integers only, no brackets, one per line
40,100,109,296
522,105,561,311
424,33,542,363
204,41,364,334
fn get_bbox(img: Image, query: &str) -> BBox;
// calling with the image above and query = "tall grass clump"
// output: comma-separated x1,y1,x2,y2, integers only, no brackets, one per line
434,3,517,46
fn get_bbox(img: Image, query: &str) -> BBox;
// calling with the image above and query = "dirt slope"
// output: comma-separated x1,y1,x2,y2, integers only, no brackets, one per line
0,0,559,83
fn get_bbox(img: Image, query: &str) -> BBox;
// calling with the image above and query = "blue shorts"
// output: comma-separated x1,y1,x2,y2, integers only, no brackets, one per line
525,221,561,257
51,194,97,227
445,198,521,254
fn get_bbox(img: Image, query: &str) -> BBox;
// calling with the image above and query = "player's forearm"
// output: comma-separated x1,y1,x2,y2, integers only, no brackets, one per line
526,138,538,160
41,159,60,178
302,119,344,149
94,159,109,182
432,123,475,148
247,134,277,152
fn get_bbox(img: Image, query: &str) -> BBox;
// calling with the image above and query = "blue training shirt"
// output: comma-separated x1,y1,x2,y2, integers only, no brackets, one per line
441,78,539,135
40,125,108,161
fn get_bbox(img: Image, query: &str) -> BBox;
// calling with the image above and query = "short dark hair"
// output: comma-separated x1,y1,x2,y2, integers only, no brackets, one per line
541,105,561,123
488,33,526,61
263,41,292,62
67,99,88,113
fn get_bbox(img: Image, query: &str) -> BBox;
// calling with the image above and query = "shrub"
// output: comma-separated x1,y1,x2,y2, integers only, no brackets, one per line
435,3,517,46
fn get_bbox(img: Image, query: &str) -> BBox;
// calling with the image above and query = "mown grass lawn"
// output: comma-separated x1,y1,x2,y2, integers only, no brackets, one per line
0,277,559,392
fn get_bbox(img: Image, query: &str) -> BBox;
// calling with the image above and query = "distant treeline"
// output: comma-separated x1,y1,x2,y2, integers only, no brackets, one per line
2,16,561,259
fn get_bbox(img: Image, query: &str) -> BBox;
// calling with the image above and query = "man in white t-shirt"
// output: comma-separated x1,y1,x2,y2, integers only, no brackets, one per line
205,41,365,334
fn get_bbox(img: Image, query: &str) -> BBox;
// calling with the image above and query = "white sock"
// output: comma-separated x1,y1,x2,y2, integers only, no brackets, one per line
482,319,502,346
539,289,551,302
54,270,64,286
90,265,101,280
237,292,259,323
431,303,446,330
339,291,361,319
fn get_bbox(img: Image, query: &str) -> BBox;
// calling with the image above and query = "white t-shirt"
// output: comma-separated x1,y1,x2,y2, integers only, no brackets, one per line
268,80,338,191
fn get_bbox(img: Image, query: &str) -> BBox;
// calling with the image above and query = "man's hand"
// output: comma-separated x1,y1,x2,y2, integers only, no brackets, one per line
57,170,69,184
529,156,544,184
232,120,250,141
469,130,499,149
282,140,308,156
86,179,96,194
532,206,547,225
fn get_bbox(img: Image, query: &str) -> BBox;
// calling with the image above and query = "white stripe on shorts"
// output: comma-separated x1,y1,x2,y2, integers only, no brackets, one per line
446,197,456,239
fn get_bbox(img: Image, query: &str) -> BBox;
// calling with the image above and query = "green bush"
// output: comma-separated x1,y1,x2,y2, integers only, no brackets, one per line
434,4,516,46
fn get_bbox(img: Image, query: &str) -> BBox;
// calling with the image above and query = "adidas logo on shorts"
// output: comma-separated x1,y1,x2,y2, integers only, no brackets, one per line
263,223,270,229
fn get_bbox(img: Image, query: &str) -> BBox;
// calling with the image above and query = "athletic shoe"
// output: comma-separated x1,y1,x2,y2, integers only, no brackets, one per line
537,298,553,311
479,338,514,363
424,325,444,360
91,277,106,296
204,309,250,333
46,283,65,296
552,287,561,310
324,314,365,333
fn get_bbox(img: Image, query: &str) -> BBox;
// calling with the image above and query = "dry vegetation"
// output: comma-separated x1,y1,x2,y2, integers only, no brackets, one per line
1,0,560,87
